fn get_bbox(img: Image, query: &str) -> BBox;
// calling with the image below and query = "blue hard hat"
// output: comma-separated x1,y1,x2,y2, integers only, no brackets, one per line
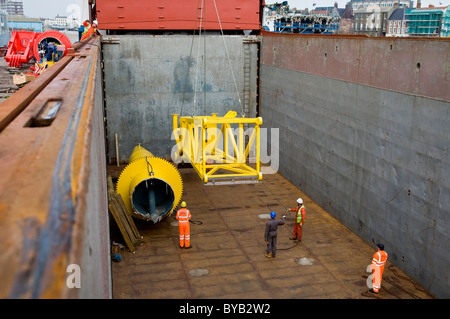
112,253,122,262
270,211,276,218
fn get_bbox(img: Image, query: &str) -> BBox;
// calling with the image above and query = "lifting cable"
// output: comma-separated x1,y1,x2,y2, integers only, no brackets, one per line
171,216,204,226
181,0,203,117
277,239,299,250
193,0,205,117
189,219,203,225
212,0,244,117
181,0,245,118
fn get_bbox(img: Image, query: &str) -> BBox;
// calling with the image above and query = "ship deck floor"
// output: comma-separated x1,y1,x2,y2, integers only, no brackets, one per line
109,166,434,299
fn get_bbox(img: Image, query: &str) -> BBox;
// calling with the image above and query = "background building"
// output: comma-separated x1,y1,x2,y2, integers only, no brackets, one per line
440,5,450,37
7,14,43,32
44,15,79,30
386,7,407,36
350,0,413,11
310,2,345,18
354,5,397,36
338,2,355,34
0,0,23,15
0,8,8,46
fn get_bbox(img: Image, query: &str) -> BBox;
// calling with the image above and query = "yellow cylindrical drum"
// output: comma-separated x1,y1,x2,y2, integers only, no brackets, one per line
128,144,154,163
116,145,183,223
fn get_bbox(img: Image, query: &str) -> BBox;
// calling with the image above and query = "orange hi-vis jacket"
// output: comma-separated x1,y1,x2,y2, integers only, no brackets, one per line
176,207,191,223
81,26,96,41
176,207,191,247
371,250,388,292
371,250,388,270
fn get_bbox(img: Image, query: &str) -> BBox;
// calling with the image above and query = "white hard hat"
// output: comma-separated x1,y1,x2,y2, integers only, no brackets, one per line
296,198,303,204
93,20,98,25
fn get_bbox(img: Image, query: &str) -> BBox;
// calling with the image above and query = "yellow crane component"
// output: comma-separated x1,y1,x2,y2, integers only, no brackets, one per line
172,111,263,185
116,144,183,223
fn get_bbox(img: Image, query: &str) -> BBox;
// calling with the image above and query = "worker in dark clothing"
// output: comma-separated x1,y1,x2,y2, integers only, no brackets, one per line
264,211,286,259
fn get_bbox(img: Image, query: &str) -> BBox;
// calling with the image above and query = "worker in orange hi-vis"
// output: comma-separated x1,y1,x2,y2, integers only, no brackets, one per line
80,20,98,41
369,243,388,294
288,198,305,241
81,20,90,33
176,201,192,249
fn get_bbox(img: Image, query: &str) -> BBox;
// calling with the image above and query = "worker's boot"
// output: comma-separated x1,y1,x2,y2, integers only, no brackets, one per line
265,252,272,259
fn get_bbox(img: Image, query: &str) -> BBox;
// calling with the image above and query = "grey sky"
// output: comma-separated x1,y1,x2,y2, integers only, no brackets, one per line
20,0,450,20
21,0,89,20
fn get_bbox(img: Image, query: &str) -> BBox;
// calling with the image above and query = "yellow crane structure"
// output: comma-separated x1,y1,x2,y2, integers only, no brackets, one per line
169,2,263,185
172,111,263,185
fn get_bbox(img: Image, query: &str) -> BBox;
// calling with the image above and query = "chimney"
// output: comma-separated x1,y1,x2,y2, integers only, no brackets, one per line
417,0,421,8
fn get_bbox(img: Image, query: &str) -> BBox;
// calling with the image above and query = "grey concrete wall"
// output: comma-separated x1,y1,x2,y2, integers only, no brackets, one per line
259,35,449,298
102,34,259,161
0,38,111,298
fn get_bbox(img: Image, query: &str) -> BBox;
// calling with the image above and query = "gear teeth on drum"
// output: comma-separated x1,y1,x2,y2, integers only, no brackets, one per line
116,144,183,223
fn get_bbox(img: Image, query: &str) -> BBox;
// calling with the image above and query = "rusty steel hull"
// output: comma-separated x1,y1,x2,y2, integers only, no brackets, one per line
0,37,110,298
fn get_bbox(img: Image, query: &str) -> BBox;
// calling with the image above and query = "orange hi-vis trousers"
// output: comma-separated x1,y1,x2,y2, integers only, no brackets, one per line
370,250,388,292
176,208,191,248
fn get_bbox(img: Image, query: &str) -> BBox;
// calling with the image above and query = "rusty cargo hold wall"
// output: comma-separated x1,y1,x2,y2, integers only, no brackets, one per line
0,37,111,298
96,0,262,32
259,32,450,298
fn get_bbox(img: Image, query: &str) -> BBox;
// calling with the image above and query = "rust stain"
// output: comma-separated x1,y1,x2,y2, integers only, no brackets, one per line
0,56,73,133
40,254,68,299
260,31,450,102
0,37,101,298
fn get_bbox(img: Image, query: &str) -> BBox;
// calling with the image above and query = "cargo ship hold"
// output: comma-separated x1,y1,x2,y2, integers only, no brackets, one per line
0,0,448,300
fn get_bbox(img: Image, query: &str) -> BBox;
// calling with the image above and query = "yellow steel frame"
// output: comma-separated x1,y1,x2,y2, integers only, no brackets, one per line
172,111,263,184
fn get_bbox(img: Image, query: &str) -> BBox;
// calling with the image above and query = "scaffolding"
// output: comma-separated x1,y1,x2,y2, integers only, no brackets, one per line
273,14,340,34
407,9,443,37
441,8,450,37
